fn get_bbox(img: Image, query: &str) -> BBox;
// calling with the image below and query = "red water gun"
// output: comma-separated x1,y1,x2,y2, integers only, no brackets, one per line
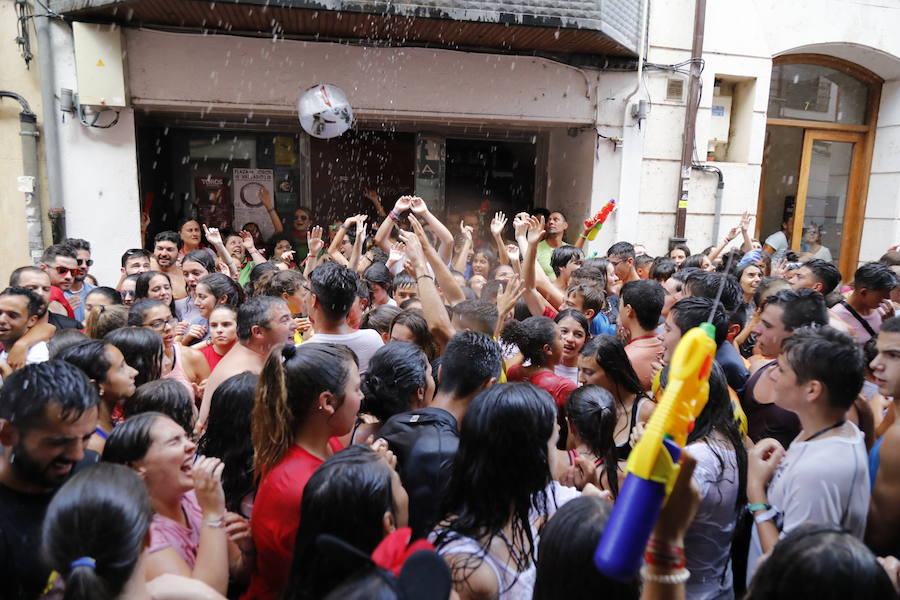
582,199,616,241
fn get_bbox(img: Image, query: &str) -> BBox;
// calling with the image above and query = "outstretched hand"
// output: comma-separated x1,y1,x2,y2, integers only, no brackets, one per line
490,212,508,237
307,226,324,255
526,215,546,246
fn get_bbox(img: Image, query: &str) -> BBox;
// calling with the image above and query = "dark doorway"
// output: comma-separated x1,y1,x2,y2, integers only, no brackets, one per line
445,138,536,220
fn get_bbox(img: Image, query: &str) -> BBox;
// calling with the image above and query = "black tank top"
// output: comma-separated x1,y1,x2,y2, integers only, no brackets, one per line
742,360,801,448
614,396,644,462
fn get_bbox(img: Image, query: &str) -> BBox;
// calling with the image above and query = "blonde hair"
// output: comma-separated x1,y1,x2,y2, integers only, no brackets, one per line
85,305,129,340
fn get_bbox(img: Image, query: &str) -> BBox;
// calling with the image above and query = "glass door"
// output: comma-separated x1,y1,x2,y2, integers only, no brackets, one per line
793,130,865,276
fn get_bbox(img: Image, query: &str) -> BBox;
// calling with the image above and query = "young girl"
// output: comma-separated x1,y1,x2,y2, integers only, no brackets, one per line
502,316,577,410
578,335,653,464
246,343,362,600
361,305,402,343
350,341,434,444
199,304,238,371
558,385,619,498
389,309,440,360
104,326,164,387
432,383,584,600
56,340,138,453
177,250,216,344
737,262,764,306
554,309,590,385
194,273,243,321
471,246,496,280
135,270,176,317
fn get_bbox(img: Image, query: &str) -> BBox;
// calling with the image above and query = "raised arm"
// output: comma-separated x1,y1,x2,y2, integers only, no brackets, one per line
259,187,283,234
452,221,474,274
707,226,739,263
740,211,754,253
349,220,367,272
374,196,412,251
240,230,266,265
399,226,455,348
409,214,466,307
492,275,525,340
304,226,325,279
364,188,387,218
410,196,455,264
204,226,239,279
489,212,511,265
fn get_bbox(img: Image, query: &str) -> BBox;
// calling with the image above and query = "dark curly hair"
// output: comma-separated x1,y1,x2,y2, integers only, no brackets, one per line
360,342,428,423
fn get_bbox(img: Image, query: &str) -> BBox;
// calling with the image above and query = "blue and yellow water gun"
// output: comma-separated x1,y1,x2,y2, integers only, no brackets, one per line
594,323,716,580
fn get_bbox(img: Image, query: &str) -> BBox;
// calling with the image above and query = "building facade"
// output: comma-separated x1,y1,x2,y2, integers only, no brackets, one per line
3,0,900,284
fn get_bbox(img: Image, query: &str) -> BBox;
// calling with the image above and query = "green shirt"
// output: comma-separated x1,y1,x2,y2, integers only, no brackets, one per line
537,240,557,279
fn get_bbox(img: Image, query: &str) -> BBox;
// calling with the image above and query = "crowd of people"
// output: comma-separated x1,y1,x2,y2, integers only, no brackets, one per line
2,195,900,600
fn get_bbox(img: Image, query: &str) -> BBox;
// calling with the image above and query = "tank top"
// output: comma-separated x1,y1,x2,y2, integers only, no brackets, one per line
163,344,194,396
614,396,644,462
742,360,800,448
436,535,536,600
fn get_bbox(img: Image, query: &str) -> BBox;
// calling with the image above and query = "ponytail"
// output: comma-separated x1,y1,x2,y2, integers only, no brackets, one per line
252,343,358,478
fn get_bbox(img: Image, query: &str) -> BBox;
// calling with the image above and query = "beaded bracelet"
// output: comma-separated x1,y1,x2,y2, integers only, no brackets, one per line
644,549,686,569
388,210,400,222
639,566,690,584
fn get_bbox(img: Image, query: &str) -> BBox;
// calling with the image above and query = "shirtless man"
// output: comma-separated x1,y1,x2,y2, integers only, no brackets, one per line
197,296,296,428
151,231,188,300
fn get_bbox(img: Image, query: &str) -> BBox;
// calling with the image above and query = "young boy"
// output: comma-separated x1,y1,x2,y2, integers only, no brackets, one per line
392,272,419,304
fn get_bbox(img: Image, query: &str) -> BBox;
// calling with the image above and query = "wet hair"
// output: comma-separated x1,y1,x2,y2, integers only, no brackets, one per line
782,326,865,410
41,243,77,265
120,248,151,268
501,316,558,367
252,343,358,476
472,246,497,269
197,272,244,309
634,254,654,271
245,261,279,297
392,271,416,293
801,259,842,295
399,297,422,311
662,362,747,509
55,341,114,390
567,282,607,316
620,280,664,331
355,278,371,305
450,299,499,335
550,246,584,277
312,262,359,320
565,386,619,498
153,230,181,249
124,379,195,436
104,327,163,387
437,330,503,397
236,295,284,342
681,253,708,270
853,262,899,292
361,305,402,336
745,525,895,600
198,372,257,513
0,360,100,434
48,328,89,357
283,445,397,600
669,296,728,347
41,463,152,600
479,279,503,303
86,286,122,307
684,271,742,312
262,269,305,299
102,412,171,465
534,496,639,600
134,271,176,313
84,304,129,340
0,286,43,317
362,342,428,422
363,262,394,295
182,249,215,275
766,288,828,331
606,241,635,260
390,309,439,360
669,243,692,259
580,335,644,398
570,265,607,289
434,383,557,587
649,257,677,282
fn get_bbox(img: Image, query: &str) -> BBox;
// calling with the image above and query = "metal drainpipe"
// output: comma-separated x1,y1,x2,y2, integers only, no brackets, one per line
694,164,725,242
0,92,44,263
35,10,66,243
672,0,707,246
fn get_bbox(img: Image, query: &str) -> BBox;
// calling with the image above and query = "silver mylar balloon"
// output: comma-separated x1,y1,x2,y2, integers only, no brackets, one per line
297,83,353,139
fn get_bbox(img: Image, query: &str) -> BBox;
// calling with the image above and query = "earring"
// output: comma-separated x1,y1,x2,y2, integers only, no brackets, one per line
9,451,15,465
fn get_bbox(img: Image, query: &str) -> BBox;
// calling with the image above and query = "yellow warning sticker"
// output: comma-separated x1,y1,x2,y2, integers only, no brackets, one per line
96,59,105,67
678,200,688,209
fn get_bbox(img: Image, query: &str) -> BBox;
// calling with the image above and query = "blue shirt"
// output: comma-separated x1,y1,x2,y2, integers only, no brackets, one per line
64,281,95,322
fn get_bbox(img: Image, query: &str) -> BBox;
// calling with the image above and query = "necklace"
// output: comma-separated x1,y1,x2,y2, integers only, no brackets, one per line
803,420,845,442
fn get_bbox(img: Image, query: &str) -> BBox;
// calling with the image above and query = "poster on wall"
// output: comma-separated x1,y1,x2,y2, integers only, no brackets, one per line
232,168,276,239
195,174,233,231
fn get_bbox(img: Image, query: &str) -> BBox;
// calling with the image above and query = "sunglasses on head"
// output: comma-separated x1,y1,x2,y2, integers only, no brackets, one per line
54,266,82,276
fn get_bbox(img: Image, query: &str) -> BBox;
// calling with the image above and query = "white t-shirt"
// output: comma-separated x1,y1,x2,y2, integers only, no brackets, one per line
0,342,50,386
764,230,789,261
304,329,384,374
554,364,579,385
747,423,869,585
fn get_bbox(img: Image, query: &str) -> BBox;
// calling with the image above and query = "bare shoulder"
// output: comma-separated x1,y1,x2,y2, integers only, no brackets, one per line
443,553,499,600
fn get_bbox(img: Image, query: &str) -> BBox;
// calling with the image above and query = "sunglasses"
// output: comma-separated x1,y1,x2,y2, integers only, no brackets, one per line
295,214,310,221
77,258,94,267
119,289,136,299
54,266,82,277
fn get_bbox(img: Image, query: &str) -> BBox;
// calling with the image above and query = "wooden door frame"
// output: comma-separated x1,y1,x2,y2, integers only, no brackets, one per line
793,130,865,278
758,53,883,280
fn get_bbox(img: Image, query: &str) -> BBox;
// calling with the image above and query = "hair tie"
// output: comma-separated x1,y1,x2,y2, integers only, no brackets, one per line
70,557,96,570
281,344,297,363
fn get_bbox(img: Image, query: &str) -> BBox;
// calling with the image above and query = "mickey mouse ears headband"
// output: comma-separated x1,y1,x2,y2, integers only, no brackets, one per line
315,528,452,600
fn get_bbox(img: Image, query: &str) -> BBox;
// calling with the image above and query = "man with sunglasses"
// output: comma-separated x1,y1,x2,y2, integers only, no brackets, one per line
61,238,95,322
38,244,78,320
286,207,312,265
606,241,641,285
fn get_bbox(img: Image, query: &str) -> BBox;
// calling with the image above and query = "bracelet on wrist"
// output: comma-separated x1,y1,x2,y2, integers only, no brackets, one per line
388,210,400,222
202,516,225,529
640,566,690,584
417,274,435,281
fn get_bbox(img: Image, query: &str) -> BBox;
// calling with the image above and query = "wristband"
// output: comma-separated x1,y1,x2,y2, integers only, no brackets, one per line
640,566,691,584
580,234,589,240
417,274,435,281
202,517,225,529
747,502,771,513
388,210,400,222
754,507,779,524
644,550,686,569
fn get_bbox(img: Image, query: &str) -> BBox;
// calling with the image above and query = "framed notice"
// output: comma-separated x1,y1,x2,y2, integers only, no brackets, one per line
232,168,275,238
195,174,232,231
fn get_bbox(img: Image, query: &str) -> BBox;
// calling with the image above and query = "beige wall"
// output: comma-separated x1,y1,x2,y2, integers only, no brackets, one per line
0,1,46,285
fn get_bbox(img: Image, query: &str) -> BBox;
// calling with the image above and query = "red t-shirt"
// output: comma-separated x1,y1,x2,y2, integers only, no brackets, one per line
49,286,74,319
506,364,577,408
242,438,344,600
199,344,226,372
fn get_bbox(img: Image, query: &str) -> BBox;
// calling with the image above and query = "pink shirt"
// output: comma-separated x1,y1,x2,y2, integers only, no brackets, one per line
625,335,664,392
829,303,881,343
149,490,203,568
